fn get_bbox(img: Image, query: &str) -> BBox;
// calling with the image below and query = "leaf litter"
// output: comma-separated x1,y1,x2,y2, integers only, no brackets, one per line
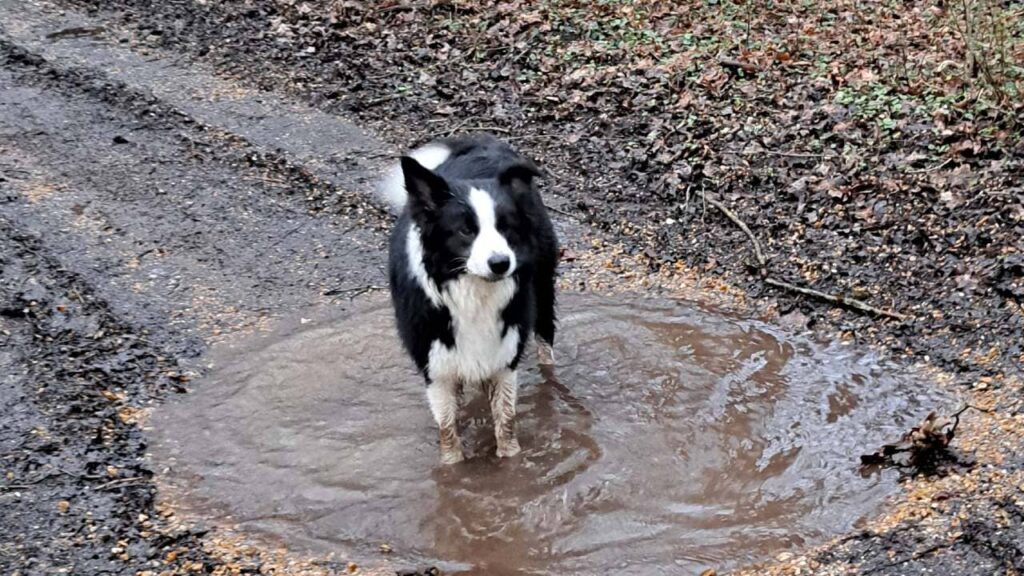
41,0,1024,574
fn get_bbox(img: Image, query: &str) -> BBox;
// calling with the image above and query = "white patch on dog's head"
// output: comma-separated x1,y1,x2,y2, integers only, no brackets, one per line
466,188,516,280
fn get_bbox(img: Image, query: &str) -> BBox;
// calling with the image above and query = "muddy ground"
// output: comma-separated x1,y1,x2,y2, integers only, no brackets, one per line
0,0,1022,575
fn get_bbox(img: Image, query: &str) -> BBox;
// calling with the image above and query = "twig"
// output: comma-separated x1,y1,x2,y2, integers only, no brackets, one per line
718,57,759,74
455,125,512,135
544,202,578,220
361,93,407,108
95,477,147,491
322,284,384,298
948,403,992,436
730,149,835,159
269,221,309,248
431,122,511,139
696,189,909,321
764,277,908,320
502,133,554,142
700,195,766,269
259,176,291,187
905,157,954,174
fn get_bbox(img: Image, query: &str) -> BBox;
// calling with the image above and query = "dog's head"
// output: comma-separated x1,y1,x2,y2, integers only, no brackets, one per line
401,156,540,283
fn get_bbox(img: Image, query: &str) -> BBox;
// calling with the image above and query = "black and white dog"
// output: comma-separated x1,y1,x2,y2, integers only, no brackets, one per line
381,134,559,464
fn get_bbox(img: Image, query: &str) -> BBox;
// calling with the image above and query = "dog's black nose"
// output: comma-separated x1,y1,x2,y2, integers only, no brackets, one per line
487,254,511,275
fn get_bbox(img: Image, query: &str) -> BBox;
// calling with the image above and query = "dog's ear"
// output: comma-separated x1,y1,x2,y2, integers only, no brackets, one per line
401,156,450,214
498,162,542,197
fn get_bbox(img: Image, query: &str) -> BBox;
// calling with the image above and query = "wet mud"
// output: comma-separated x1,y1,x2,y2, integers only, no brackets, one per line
152,294,950,575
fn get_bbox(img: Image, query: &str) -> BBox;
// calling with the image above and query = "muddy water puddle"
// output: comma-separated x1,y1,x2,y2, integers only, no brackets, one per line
151,294,950,575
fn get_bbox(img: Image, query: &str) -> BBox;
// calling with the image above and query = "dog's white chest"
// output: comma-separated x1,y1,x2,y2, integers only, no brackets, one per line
427,276,519,384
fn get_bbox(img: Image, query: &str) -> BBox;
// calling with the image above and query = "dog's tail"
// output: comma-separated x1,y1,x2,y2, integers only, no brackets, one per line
377,142,451,213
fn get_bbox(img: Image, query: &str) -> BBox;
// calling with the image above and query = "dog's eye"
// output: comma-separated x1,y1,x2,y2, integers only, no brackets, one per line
459,222,475,237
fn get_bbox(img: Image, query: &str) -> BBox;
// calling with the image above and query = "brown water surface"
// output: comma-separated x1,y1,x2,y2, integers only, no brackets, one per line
150,294,949,575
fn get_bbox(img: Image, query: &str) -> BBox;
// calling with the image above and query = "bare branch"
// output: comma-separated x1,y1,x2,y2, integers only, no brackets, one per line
697,189,909,321
763,278,909,321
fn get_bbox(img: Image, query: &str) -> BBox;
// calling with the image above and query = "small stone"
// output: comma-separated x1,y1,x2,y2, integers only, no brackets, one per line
56,500,70,513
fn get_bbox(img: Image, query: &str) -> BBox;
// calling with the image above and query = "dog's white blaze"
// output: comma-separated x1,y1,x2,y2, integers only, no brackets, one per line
379,143,452,212
405,224,442,307
406,224,520,383
428,275,520,385
466,188,516,278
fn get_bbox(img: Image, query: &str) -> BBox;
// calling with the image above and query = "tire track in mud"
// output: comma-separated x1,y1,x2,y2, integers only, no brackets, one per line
0,0,391,208
0,218,214,574
0,48,390,341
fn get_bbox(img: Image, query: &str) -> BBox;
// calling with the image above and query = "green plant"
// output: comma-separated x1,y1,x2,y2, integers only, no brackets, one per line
948,0,1024,105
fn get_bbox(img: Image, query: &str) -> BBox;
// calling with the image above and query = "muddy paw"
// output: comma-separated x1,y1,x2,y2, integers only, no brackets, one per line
440,448,466,465
496,438,521,458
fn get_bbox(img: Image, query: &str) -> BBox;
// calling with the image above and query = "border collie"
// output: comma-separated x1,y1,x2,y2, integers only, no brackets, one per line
380,134,559,464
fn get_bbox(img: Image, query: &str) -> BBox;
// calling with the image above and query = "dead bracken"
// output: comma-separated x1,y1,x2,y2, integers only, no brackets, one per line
860,405,990,472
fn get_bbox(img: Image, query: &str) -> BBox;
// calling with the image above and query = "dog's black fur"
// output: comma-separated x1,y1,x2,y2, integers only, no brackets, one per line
387,134,559,380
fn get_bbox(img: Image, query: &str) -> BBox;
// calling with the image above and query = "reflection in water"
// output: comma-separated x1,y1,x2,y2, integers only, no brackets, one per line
151,293,951,575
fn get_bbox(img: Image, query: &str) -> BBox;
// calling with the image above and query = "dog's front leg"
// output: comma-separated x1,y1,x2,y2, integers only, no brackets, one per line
426,377,465,464
488,369,521,458
537,339,555,367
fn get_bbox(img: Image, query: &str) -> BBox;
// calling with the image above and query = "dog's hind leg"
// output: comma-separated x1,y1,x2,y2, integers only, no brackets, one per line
488,369,521,458
426,377,465,464
535,273,557,367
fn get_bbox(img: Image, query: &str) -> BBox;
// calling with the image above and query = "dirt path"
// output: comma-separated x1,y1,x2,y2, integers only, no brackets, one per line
0,2,391,572
0,2,586,573
0,0,1021,575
